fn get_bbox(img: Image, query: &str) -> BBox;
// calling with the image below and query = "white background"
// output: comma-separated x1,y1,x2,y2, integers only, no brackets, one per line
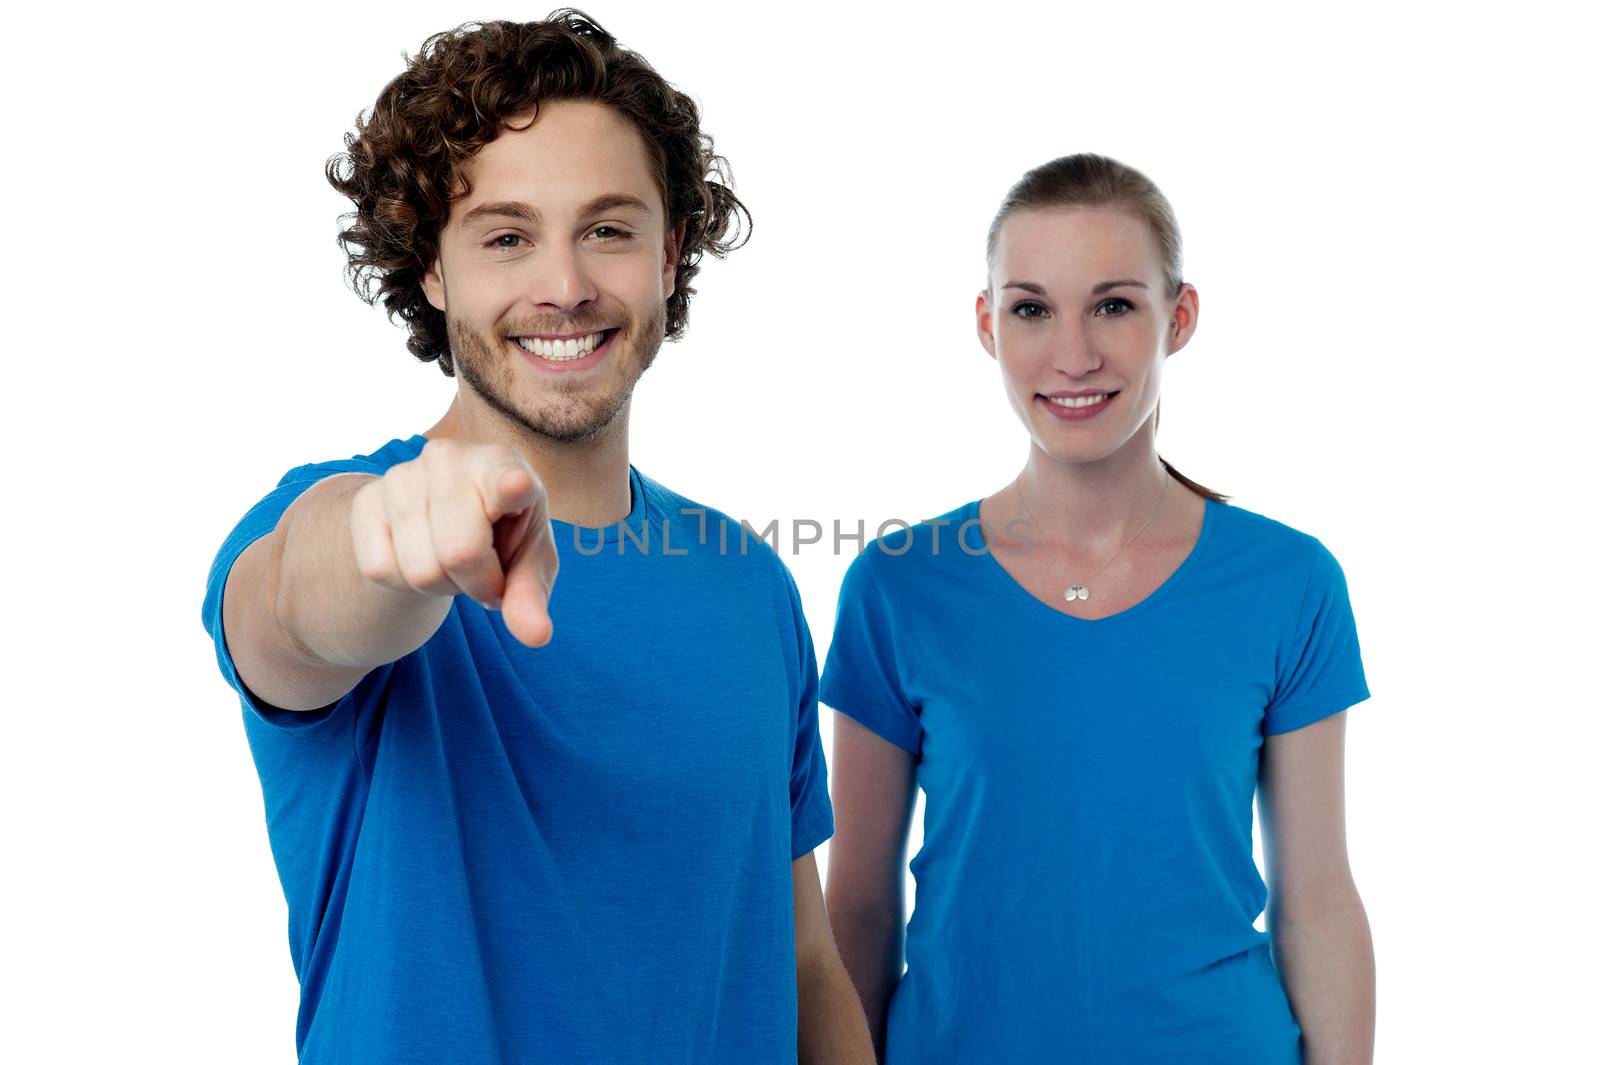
4,1,1595,1061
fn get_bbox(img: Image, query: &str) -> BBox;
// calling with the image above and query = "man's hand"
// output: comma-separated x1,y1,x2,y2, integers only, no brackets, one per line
351,438,559,647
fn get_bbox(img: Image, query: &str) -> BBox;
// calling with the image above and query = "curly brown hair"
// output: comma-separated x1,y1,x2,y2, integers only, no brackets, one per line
325,10,750,377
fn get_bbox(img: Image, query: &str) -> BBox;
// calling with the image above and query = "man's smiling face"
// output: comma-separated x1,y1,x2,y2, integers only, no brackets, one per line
422,98,683,444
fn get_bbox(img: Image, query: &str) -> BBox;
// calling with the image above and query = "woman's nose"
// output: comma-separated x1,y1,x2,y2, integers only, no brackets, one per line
1053,326,1101,375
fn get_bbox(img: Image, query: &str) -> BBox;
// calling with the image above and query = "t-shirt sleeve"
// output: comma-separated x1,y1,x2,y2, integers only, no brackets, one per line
818,545,922,757
200,459,390,741
779,563,836,861
1262,538,1373,735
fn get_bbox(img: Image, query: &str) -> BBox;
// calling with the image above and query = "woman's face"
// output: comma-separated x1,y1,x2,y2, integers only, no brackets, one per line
977,205,1197,466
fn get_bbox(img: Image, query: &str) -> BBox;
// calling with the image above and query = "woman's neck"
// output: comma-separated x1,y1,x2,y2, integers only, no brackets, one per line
1012,443,1174,555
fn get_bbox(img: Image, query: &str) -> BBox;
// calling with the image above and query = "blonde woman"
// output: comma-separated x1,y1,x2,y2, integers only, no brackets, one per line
820,154,1375,1064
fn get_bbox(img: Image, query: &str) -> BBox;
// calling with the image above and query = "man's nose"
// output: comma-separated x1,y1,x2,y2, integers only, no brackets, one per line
525,240,598,313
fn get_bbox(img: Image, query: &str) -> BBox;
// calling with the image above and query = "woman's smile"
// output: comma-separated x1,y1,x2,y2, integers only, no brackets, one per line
1037,389,1120,421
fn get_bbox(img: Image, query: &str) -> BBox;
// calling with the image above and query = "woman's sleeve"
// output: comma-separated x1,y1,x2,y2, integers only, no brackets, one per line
818,545,922,756
1262,538,1374,735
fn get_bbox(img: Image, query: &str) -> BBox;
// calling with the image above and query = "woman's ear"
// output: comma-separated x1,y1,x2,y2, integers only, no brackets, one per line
976,288,999,360
1167,283,1199,355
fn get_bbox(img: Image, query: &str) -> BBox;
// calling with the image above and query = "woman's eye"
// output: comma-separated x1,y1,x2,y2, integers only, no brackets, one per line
1011,301,1047,319
1096,298,1134,316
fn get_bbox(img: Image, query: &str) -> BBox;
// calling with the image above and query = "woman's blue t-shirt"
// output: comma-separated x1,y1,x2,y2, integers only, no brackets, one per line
200,434,835,1065
818,494,1371,1065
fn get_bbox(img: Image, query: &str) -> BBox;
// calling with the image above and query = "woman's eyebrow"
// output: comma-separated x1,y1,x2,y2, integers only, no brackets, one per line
1001,279,1149,295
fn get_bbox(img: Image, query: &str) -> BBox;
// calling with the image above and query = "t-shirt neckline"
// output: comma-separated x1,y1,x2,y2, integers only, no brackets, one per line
968,493,1219,631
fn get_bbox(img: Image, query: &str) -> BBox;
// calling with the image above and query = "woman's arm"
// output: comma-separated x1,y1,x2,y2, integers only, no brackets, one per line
1258,710,1376,1065
823,712,919,1063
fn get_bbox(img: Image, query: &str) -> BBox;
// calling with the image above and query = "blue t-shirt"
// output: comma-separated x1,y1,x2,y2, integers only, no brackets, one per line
818,494,1371,1065
200,434,834,1065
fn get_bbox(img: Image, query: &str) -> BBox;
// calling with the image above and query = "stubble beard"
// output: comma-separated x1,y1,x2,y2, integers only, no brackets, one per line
447,300,667,445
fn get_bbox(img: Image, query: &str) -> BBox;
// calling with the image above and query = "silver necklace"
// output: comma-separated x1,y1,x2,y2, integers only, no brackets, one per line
1013,472,1171,602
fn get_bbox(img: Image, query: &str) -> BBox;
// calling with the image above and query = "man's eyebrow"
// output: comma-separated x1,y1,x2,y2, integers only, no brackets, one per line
458,194,654,231
577,193,653,218
460,201,541,230
1000,279,1150,296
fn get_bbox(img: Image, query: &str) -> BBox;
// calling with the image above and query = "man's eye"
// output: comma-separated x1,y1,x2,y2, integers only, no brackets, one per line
1012,301,1047,319
591,226,631,241
490,234,525,250
1096,298,1135,316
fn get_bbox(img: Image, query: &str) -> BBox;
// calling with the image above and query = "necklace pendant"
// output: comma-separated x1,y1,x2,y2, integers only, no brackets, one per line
1065,583,1090,602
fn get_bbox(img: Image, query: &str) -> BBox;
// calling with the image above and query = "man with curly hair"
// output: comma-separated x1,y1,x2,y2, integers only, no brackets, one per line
199,11,873,1064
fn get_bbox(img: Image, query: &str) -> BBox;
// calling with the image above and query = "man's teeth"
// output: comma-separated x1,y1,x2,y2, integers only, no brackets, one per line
1046,393,1113,408
514,331,606,360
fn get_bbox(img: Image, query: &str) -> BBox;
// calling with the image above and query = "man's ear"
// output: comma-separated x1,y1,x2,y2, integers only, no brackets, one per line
975,288,999,360
422,250,447,313
662,221,686,299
